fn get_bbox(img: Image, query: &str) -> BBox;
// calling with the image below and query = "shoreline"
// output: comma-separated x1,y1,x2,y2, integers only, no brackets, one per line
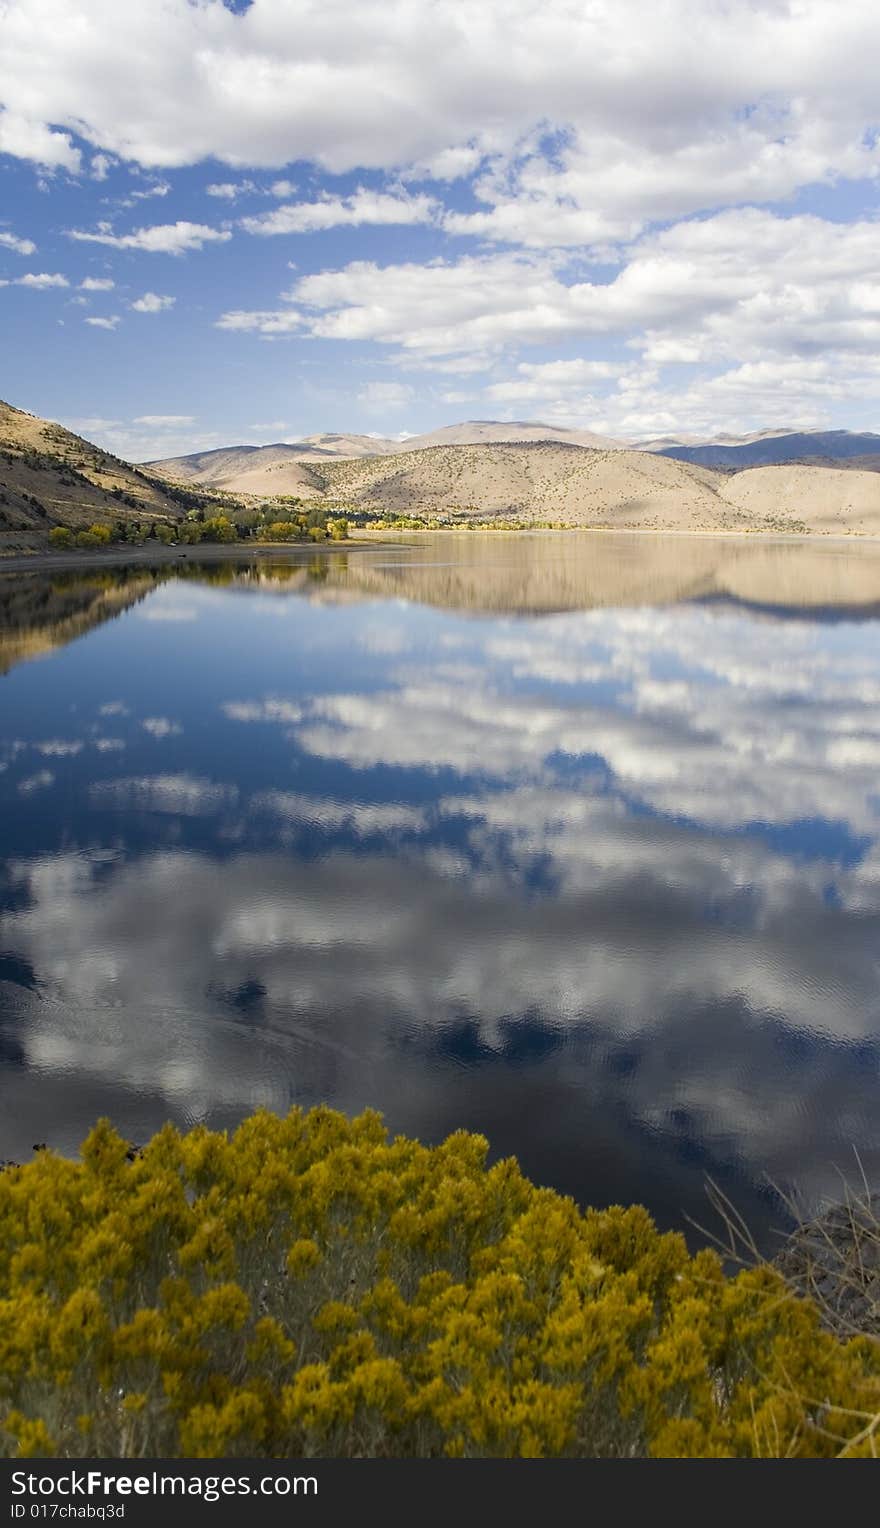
2,524,880,576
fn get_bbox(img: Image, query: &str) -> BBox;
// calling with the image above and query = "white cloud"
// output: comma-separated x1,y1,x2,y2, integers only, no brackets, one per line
206,181,255,200
0,231,36,255
90,152,112,180
84,314,120,329
241,189,436,236
130,291,175,312
216,308,302,336
68,221,230,254
0,107,79,171
127,181,170,202
79,276,114,290
1,0,879,218
16,271,69,288
133,414,195,426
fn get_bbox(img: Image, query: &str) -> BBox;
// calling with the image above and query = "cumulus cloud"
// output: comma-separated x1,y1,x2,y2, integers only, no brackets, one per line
0,231,36,255
16,271,68,288
216,308,302,336
0,106,80,170
1,0,879,210
241,188,436,236
84,314,120,329
130,292,175,312
68,221,230,254
79,276,114,290
6,0,880,439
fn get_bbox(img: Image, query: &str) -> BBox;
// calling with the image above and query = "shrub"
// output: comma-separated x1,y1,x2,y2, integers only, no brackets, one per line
1,1109,878,1459
48,526,73,549
73,524,112,549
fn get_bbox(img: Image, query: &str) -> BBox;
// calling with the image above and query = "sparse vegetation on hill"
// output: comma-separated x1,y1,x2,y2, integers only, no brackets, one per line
0,401,241,554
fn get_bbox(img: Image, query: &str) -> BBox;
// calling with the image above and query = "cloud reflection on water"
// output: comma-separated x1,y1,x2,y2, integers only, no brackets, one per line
2,543,880,1245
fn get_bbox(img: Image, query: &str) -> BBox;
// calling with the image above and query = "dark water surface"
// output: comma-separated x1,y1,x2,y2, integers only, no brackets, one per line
2,533,880,1250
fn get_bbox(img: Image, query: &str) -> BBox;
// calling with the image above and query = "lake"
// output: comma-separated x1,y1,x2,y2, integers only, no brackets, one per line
2,531,880,1251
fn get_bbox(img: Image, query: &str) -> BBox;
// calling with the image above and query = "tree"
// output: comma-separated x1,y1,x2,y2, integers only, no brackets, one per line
48,526,73,549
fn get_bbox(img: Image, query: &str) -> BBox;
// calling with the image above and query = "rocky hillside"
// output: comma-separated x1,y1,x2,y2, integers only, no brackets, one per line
0,400,185,553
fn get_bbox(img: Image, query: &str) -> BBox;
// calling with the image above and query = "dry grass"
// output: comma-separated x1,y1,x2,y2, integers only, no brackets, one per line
690,1161,880,1343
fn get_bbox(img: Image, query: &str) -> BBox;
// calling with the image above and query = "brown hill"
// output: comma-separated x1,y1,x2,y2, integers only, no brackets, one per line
146,420,623,493
720,464,880,535
319,441,734,529
0,400,183,552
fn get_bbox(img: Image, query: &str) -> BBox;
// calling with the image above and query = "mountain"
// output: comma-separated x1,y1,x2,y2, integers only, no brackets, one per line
654,429,880,470
399,420,622,451
296,432,401,456
0,399,184,552
145,420,623,493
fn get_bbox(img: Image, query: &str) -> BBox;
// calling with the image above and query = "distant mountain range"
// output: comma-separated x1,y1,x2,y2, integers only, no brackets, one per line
147,421,880,494
649,429,880,471
147,420,623,494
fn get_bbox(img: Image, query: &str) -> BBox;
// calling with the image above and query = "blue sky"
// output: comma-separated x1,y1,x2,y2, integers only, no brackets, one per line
1,0,880,459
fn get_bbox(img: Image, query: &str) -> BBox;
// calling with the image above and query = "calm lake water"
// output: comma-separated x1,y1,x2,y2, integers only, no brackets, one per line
2,532,880,1250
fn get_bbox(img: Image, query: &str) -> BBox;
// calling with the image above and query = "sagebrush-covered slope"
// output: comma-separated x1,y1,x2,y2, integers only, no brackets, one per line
0,400,181,551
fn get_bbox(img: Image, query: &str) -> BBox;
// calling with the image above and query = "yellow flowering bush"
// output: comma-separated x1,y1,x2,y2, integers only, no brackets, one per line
1,1107,878,1459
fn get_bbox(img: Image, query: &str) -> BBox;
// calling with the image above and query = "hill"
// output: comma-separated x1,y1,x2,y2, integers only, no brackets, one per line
145,420,623,493
0,400,185,553
720,463,880,534
317,440,735,529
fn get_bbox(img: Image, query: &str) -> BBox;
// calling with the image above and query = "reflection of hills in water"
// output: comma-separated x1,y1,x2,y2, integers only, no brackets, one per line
3,534,880,677
0,569,160,676
249,533,880,616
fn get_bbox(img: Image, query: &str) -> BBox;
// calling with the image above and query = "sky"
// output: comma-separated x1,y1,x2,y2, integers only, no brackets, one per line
1,0,880,460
